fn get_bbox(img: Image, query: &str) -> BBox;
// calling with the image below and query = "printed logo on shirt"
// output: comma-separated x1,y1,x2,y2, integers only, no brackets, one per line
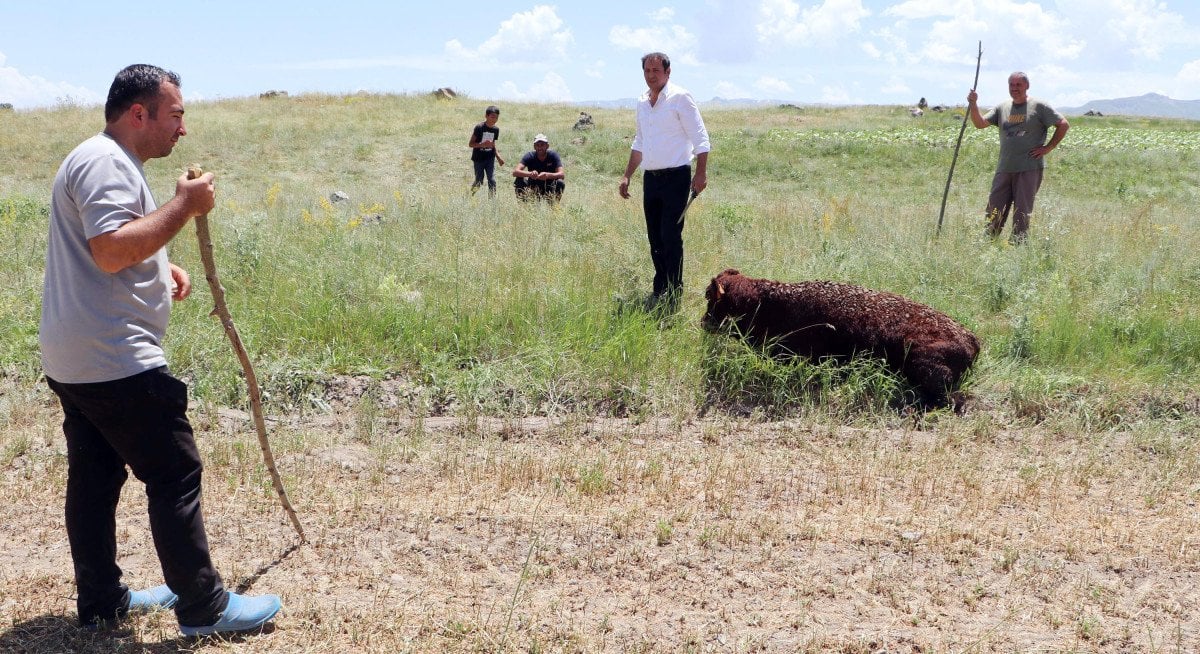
1003,112,1028,139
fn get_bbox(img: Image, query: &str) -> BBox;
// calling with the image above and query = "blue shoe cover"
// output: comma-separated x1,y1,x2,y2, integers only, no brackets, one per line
128,584,179,612
179,592,281,637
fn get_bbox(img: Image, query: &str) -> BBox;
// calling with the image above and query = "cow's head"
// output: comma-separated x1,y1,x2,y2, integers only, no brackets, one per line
702,268,742,331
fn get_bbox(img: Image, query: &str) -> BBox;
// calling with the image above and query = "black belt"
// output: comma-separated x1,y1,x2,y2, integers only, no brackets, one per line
644,165,689,176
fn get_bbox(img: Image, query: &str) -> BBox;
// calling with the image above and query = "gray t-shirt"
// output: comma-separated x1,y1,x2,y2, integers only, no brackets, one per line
40,132,172,383
984,98,1065,173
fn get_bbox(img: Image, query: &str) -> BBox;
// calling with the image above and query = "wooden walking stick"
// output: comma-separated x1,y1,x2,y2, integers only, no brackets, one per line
187,167,306,543
937,41,983,236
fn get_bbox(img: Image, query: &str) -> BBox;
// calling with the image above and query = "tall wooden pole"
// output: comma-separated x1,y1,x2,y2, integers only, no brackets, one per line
188,167,306,542
937,41,983,236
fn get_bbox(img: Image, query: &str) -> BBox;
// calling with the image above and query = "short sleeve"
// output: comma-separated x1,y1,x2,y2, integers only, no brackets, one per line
1039,102,1065,127
72,151,147,240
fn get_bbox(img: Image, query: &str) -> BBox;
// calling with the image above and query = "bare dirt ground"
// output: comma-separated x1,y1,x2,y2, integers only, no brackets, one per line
1,377,1198,653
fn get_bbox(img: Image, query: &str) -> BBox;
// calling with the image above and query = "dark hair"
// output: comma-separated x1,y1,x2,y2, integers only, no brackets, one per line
485,105,500,116
104,64,181,123
641,52,671,71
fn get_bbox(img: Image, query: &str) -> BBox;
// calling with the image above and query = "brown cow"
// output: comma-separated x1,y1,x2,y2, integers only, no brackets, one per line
703,268,980,410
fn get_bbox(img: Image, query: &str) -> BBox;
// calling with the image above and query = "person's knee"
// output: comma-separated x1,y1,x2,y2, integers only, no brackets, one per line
131,431,204,490
67,464,128,501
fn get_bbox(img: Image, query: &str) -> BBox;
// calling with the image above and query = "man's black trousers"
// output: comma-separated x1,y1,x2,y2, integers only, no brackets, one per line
47,366,227,626
642,164,691,297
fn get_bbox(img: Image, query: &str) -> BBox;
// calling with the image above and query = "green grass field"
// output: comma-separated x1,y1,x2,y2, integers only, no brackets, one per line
3,94,1198,423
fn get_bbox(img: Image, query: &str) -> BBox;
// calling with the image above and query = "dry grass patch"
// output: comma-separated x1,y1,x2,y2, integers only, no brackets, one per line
2,382,1199,652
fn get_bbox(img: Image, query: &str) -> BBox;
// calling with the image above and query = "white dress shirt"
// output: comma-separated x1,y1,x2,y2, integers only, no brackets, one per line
631,81,711,171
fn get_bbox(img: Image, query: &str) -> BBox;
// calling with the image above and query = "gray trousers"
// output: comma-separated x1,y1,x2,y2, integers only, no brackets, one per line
985,168,1044,241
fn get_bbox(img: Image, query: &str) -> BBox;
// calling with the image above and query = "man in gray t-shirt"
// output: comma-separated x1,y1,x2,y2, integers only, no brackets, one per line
967,72,1069,242
41,132,174,382
40,64,281,637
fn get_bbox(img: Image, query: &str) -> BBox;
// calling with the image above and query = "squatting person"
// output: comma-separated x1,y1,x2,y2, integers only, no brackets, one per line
513,133,566,202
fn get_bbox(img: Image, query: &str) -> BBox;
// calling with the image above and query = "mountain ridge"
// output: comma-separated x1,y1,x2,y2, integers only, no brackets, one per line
577,93,1200,120
1061,92,1200,120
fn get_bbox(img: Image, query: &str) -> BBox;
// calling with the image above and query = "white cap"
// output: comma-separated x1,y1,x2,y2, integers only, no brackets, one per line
533,133,549,144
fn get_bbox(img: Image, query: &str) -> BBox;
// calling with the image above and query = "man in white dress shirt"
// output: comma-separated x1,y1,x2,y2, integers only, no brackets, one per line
618,52,711,312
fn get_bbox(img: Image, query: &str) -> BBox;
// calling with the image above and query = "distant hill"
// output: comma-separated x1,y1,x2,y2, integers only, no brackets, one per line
577,98,637,110
579,97,814,110
1062,93,1200,120
578,93,1200,120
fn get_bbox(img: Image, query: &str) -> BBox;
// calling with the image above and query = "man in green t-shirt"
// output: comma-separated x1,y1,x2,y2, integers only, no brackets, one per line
968,72,1069,242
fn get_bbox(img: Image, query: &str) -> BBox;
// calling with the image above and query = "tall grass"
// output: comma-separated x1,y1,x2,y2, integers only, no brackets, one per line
2,95,1199,420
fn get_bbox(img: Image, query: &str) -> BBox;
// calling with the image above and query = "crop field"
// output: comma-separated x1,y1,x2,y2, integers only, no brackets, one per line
1,94,1199,652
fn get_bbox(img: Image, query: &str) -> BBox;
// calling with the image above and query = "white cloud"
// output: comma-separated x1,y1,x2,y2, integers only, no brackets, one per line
445,6,573,64
714,81,747,98
919,37,967,65
879,1,984,66
862,42,882,59
758,0,871,47
1103,0,1192,59
869,27,917,67
881,76,911,95
1180,59,1200,82
876,1,1082,69
272,55,457,72
1055,0,1198,61
1173,60,1200,98
1026,64,1079,92
0,53,102,109
756,76,793,95
609,23,699,64
649,7,675,22
916,39,964,65
1002,4,1085,60
498,71,573,102
883,0,955,20
696,1,760,65
820,85,853,104
585,60,607,79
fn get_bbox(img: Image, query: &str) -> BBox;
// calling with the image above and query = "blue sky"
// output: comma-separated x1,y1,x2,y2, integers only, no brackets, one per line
3,0,1199,111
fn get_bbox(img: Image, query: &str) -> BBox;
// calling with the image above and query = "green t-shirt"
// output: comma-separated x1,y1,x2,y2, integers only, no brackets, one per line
985,98,1065,173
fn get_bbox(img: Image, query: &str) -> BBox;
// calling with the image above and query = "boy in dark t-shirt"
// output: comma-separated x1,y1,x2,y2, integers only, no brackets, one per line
468,105,504,197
